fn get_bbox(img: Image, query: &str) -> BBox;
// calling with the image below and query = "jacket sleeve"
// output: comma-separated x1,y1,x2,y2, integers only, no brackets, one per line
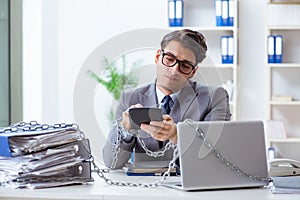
102,91,135,169
204,86,231,121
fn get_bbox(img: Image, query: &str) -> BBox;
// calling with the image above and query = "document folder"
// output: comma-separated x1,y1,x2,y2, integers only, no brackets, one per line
175,0,183,26
228,0,234,26
168,0,176,27
221,0,229,26
221,36,228,64
227,36,234,64
275,35,283,63
215,0,222,26
0,125,82,157
268,35,275,63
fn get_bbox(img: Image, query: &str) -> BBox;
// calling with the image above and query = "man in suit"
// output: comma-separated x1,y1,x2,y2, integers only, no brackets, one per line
103,29,231,169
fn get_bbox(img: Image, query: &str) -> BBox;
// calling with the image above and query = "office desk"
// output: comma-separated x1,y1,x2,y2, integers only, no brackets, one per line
0,171,297,200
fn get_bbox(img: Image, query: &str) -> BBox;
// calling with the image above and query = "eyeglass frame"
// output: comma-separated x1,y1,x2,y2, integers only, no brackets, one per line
160,49,197,75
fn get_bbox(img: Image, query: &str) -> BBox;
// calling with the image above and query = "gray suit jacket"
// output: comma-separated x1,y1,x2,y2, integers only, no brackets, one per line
103,80,231,169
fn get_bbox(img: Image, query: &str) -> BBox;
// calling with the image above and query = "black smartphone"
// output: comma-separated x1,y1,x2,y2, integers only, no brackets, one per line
128,107,163,130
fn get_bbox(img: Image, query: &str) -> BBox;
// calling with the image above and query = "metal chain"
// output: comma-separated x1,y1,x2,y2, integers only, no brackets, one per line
0,121,79,135
91,118,179,188
138,134,175,157
185,119,273,184
91,145,179,188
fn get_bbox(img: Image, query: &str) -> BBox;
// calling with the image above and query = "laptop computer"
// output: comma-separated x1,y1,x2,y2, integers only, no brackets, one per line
162,120,269,191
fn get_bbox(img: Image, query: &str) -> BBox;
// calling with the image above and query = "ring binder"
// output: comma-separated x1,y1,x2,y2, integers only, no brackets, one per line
275,35,283,63
268,35,275,64
221,0,229,26
215,0,222,26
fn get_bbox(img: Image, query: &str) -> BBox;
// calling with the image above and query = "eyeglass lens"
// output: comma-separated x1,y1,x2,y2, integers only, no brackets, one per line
161,51,195,75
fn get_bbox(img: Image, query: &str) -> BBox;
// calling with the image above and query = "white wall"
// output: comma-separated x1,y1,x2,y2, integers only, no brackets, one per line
23,0,166,123
238,0,267,120
23,0,268,162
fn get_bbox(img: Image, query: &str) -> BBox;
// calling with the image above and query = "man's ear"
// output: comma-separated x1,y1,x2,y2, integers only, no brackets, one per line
155,49,161,64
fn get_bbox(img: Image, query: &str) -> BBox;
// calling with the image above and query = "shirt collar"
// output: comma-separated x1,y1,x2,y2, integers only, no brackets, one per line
156,85,179,105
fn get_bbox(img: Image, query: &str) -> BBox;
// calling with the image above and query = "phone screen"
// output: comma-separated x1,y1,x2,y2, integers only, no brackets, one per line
129,108,163,130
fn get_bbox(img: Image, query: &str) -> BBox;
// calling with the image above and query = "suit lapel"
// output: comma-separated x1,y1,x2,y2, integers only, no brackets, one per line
139,83,158,107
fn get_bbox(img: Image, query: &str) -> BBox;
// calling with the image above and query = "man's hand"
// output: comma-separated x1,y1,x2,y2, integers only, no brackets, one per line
121,104,143,130
140,115,177,144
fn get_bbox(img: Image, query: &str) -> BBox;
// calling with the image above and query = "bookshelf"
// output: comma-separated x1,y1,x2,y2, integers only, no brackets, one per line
266,0,300,160
0,0,10,126
167,0,239,120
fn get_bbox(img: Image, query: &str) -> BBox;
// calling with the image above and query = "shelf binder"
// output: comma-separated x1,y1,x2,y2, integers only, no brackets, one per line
268,35,275,63
227,36,234,64
175,0,183,27
228,0,234,26
221,36,234,64
221,0,229,26
168,0,183,27
215,0,222,26
275,35,283,63
168,0,176,26
221,36,228,64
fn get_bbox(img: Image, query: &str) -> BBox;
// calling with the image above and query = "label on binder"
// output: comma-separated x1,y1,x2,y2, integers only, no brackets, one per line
275,35,283,63
268,36,275,63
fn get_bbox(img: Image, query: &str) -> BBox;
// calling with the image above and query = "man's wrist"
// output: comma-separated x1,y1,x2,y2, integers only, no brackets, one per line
118,119,135,143
120,129,134,143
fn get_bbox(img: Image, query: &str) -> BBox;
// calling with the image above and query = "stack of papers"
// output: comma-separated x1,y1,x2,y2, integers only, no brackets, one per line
0,122,93,189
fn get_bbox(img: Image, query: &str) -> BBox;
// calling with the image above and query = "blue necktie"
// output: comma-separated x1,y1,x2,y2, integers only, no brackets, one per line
161,95,173,114
159,95,173,149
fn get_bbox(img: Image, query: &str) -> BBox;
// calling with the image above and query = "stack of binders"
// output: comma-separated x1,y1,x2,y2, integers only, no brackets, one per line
168,0,183,27
215,0,234,27
268,35,283,63
0,121,93,189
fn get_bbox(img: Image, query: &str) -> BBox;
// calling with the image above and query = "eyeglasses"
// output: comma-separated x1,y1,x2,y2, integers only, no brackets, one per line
161,49,197,75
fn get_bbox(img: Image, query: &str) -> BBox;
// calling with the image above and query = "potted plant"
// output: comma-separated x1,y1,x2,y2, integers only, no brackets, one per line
87,55,139,120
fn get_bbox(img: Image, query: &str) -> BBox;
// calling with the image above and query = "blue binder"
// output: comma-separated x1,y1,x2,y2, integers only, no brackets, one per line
275,35,283,63
221,0,229,26
168,0,176,27
215,0,222,26
228,0,234,26
175,0,183,26
221,36,228,64
268,35,275,63
227,36,234,64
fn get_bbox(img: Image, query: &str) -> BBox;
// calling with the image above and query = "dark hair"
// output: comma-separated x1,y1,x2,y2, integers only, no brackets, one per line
160,29,207,64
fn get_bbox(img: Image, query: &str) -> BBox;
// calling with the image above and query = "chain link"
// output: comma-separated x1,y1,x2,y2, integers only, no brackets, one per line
0,121,79,135
138,135,175,157
91,118,179,188
185,119,273,184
